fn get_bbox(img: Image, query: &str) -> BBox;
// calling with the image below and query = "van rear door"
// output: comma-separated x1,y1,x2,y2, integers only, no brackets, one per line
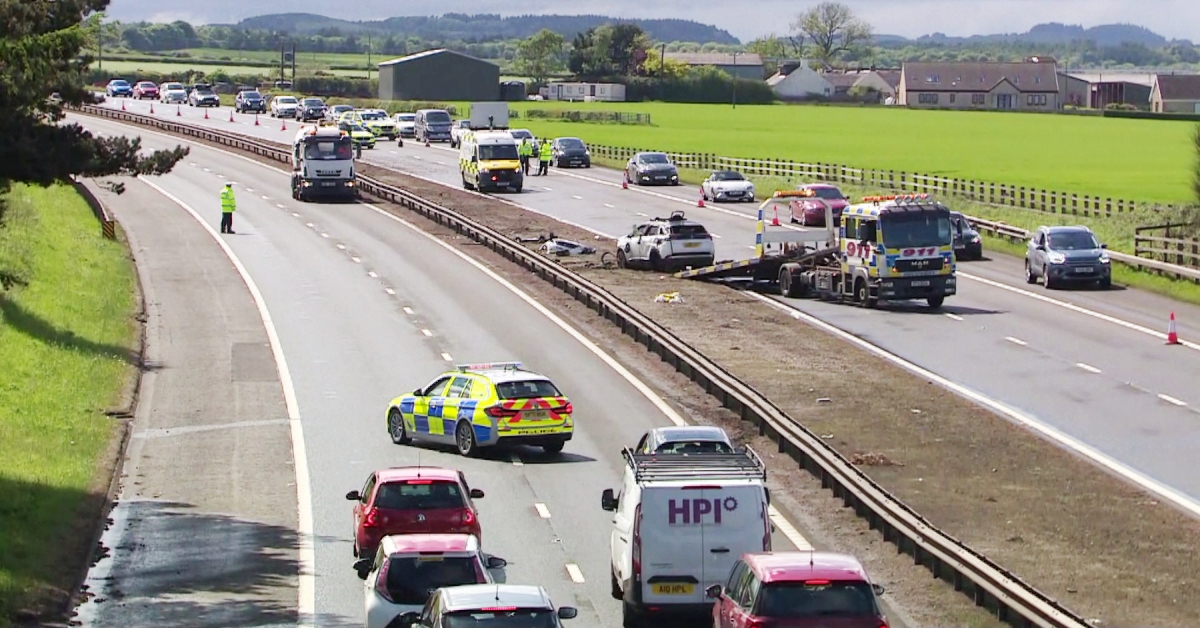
700,484,768,596
637,485,706,606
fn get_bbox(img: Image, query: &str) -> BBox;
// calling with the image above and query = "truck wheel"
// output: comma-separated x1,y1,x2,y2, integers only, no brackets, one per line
779,267,806,298
927,295,945,309
855,278,876,308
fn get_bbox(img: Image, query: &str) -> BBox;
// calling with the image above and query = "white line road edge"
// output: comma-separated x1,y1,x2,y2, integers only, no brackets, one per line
746,291,1200,519
136,176,316,626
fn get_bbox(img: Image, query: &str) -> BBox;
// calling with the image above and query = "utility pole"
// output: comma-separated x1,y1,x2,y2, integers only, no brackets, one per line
291,42,296,85
732,51,739,109
659,43,666,101
366,33,372,80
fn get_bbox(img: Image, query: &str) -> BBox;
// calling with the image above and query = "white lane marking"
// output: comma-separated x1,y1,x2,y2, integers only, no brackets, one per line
1159,394,1188,407
572,195,583,200
189,162,197,166
769,506,813,551
292,212,300,217
543,187,553,191
276,204,286,209
202,167,211,172
367,271,378,278
1005,336,1027,346
305,222,314,228
261,195,269,200
747,246,758,251
944,313,964,321
320,233,329,239
745,291,1200,519
636,212,649,217
534,503,551,519
336,244,346,250
711,233,723,239
604,203,614,208
510,454,524,467
246,188,254,192
386,288,397,296
217,174,225,179
402,306,413,314
351,256,361,263
389,150,397,154
137,176,316,625
961,272,1200,351
1076,363,1102,374
421,329,433,337
441,352,453,361
565,563,585,584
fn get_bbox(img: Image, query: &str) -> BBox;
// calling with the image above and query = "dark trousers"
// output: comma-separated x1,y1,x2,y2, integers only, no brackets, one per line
220,212,234,233
537,159,549,176
520,155,529,175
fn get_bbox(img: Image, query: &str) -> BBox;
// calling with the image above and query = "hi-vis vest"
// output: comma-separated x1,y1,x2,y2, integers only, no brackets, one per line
539,142,552,161
519,141,532,157
220,187,236,213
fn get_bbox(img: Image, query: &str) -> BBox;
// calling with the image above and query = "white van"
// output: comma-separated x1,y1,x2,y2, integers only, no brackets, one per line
601,448,770,627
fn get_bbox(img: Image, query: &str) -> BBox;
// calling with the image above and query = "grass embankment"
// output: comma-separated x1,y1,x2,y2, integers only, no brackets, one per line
588,153,1200,305
0,184,138,624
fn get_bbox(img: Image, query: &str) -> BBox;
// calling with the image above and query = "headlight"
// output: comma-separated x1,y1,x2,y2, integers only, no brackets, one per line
1100,253,1110,263
970,235,980,243
1047,252,1066,264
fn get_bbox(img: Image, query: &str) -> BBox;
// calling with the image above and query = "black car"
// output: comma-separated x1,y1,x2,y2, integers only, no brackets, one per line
234,90,266,113
297,97,327,122
949,211,983,260
625,151,679,186
552,137,591,168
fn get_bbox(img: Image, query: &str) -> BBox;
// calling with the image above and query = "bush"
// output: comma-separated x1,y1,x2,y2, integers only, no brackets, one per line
1103,109,1200,121
322,97,459,116
617,68,774,104
524,109,652,124
294,75,376,98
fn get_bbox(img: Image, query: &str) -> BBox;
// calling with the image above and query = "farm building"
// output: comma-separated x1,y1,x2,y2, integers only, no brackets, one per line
542,82,626,102
1058,72,1089,107
378,49,500,101
821,70,898,102
664,52,766,80
1150,74,1200,113
766,62,834,100
899,61,1060,110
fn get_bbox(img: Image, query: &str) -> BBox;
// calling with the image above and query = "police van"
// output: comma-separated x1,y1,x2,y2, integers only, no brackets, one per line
458,130,523,193
601,447,770,627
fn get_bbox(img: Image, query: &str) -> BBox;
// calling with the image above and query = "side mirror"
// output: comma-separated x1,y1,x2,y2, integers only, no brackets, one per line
471,155,478,162
469,488,485,499
1036,244,1046,251
705,584,723,599
353,558,371,579
872,583,886,596
763,487,770,505
413,389,423,396
601,488,618,511
486,556,507,569
397,612,420,628
557,607,578,620
345,490,361,501
1100,243,1108,249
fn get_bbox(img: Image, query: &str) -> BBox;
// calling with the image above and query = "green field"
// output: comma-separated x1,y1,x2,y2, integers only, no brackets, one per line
174,47,385,67
0,184,137,623
97,58,371,78
505,101,1197,204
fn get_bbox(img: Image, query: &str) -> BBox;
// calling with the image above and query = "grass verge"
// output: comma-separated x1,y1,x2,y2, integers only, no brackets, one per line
590,154,1200,306
0,184,138,624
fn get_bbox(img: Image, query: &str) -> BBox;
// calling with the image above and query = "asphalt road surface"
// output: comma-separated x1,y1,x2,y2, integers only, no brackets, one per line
90,101,1200,509
71,115,856,628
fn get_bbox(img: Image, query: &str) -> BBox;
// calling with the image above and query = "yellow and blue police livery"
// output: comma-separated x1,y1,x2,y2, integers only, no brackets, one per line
386,362,573,457
839,194,956,306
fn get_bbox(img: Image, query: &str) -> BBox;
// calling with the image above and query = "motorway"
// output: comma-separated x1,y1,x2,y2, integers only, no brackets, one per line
86,100,1200,510
71,114,832,628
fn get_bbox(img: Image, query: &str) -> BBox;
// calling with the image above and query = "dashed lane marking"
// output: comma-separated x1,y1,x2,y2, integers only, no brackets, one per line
534,503,551,518
1159,394,1188,407
320,233,329,238
386,289,396,296
1076,363,1102,374
571,195,583,200
351,256,361,263
440,352,453,361
402,306,413,314
336,244,346,250
603,203,614,208
421,329,433,337
944,313,964,321
565,564,585,584
510,454,524,467
1005,336,1027,346
276,204,286,209
768,506,813,551
367,271,377,278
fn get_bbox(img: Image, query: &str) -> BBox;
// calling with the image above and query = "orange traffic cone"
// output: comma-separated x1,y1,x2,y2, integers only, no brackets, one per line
1166,312,1181,345
771,205,781,226
149,103,154,114
176,105,182,116
281,119,287,131
254,114,260,126
204,108,209,119
622,172,629,189
229,109,235,122
697,187,706,208
120,99,126,111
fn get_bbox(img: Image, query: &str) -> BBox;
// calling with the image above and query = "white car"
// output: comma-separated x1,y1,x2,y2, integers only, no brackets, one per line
449,119,471,147
269,95,299,118
355,534,505,628
389,584,577,628
393,112,417,138
539,238,596,256
616,211,715,272
158,82,187,104
701,170,756,203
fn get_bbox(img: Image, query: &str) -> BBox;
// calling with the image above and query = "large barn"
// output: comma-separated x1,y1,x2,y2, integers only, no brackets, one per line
378,49,500,101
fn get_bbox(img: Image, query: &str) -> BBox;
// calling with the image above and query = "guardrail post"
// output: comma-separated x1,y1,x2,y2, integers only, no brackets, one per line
1106,197,1113,215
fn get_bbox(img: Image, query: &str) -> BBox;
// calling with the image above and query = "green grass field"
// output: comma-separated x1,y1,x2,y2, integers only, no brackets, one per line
508,101,1198,204
96,58,371,78
0,184,137,623
175,47,384,67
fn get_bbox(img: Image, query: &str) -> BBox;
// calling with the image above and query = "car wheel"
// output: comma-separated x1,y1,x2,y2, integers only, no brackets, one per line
1043,266,1055,289
649,250,663,272
455,421,478,457
616,249,628,269
542,440,565,455
1099,277,1112,289
1024,260,1037,284
388,408,411,445
611,570,623,600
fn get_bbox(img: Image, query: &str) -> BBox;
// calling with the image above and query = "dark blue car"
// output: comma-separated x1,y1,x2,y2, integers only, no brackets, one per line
105,79,132,98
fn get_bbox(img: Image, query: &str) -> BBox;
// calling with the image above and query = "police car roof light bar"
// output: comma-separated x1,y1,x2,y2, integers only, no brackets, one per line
622,447,767,482
456,362,523,372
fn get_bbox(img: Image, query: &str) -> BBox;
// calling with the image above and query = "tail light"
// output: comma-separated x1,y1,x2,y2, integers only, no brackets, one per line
486,405,519,418
745,620,765,628
375,557,393,602
561,402,573,415
363,507,379,528
631,504,643,584
462,508,476,525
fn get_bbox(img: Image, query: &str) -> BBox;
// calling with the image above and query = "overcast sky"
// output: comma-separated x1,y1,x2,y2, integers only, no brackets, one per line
105,0,1200,43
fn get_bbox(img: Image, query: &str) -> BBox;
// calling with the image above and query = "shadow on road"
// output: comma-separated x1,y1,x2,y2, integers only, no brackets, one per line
0,295,141,366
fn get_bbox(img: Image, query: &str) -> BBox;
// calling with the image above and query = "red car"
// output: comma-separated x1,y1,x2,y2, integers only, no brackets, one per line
346,467,484,559
707,552,889,628
132,81,159,100
788,184,848,227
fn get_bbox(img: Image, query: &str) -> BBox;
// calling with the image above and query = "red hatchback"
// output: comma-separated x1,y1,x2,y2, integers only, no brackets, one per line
789,184,848,227
132,81,159,100
707,552,889,628
346,467,484,559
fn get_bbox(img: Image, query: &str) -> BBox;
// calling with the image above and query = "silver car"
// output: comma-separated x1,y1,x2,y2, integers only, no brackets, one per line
1024,225,1111,289
616,211,715,272
701,170,755,203
269,95,299,118
158,82,187,104
390,584,577,628
634,425,734,454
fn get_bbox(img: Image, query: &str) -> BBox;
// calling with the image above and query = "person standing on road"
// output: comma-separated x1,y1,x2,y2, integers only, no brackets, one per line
220,182,236,234
519,137,532,175
537,139,552,176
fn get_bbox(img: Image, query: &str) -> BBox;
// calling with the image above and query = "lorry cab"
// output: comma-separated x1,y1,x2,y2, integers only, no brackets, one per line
291,126,358,202
602,448,771,626
459,130,523,193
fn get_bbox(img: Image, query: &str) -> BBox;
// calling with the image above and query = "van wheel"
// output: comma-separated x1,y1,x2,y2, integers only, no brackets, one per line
542,440,564,455
622,603,642,628
610,570,623,600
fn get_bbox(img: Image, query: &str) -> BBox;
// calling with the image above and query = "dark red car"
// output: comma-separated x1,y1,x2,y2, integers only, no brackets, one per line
346,467,484,559
707,552,889,628
132,81,159,100
788,184,848,227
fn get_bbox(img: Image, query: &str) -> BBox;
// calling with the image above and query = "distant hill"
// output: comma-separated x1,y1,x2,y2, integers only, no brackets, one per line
233,12,740,44
878,22,1181,47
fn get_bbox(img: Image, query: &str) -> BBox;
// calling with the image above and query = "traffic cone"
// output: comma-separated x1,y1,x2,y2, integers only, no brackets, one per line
149,103,154,114
771,205,781,227
1166,312,1181,345
204,108,209,119
229,109,235,122
622,172,629,189
120,99,126,111
176,105,182,116
254,114,260,126
697,187,706,208
281,119,287,131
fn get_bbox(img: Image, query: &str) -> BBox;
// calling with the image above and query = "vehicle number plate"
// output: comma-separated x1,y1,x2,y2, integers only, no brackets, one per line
651,583,694,595
911,280,931,287
1075,267,1094,273
320,182,335,187
521,410,549,421
684,242,700,248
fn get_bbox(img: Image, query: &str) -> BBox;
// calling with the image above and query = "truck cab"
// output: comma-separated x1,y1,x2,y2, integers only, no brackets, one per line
458,130,523,193
291,126,358,202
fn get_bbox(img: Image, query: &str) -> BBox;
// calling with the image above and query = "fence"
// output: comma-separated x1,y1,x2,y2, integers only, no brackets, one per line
519,109,652,125
586,144,1179,218
1135,223,1200,269
72,176,116,240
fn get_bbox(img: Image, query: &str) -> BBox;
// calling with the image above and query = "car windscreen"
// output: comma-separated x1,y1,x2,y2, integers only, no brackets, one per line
656,440,733,454
443,609,558,628
397,114,416,121
496,380,561,399
165,83,184,90
360,111,385,120
374,480,465,510
669,224,709,240
711,171,744,181
880,211,952,248
510,130,532,139
111,80,129,86
242,92,262,98
756,581,880,618
1048,232,1099,250
277,97,297,104
302,98,323,106
479,144,519,161
384,556,485,604
137,82,155,88
639,154,669,164
425,111,452,123
302,137,353,160
810,187,846,200
195,89,215,96
557,138,585,149
333,106,353,112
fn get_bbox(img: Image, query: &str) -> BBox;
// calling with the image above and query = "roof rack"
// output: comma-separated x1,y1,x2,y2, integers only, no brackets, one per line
651,210,689,222
622,447,767,482
455,362,523,372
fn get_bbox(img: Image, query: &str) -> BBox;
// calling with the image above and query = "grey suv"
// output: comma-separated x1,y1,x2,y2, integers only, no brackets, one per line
1025,225,1111,289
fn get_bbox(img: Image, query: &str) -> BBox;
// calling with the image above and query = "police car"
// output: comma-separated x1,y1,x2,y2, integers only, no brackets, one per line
386,362,572,456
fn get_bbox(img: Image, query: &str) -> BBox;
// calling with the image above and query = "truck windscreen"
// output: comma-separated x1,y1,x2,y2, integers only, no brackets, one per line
303,137,353,160
880,211,952,248
479,145,519,161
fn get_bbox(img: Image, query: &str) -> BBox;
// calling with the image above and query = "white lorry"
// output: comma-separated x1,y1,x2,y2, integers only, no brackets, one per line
290,125,358,202
601,448,771,627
